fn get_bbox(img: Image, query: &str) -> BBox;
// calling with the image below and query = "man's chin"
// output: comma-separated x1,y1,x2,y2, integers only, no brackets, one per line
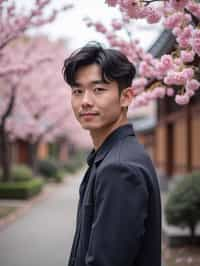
80,123,100,131
81,125,97,130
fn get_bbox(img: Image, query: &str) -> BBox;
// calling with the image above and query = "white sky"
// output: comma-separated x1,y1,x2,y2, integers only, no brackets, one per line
16,0,163,51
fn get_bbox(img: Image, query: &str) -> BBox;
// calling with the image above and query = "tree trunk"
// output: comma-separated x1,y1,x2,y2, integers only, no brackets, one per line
189,224,196,245
28,141,39,176
0,82,17,182
0,124,11,182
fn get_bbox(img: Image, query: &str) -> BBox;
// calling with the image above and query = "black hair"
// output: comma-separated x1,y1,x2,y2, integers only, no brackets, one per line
63,42,136,93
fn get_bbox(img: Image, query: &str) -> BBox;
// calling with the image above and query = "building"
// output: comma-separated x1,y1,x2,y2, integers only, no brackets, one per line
134,30,200,178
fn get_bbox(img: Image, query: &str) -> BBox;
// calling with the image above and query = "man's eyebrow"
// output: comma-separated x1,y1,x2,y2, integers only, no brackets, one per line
73,81,81,87
73,80,107,87
91,80,106,85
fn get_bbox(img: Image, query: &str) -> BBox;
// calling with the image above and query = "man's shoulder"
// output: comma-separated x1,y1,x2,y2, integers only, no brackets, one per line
96,135,157,186
105,135,150,166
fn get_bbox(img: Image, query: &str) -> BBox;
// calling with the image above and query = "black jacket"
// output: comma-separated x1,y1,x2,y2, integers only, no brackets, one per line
68,124,162,266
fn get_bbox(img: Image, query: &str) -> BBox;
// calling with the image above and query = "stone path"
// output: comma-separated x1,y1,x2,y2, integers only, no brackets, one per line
0,172,83,266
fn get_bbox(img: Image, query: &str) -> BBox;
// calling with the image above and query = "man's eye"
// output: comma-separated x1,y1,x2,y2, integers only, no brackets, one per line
72,89,83,95
94,87,106,93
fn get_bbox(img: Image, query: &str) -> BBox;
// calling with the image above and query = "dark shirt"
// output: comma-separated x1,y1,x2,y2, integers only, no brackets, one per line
68,123,162,266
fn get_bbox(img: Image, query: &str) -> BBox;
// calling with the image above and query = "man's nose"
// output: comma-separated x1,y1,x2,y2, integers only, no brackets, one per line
81,90,93,107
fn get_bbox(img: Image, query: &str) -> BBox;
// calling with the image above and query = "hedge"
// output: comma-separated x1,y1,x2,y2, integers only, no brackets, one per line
0,178,44,199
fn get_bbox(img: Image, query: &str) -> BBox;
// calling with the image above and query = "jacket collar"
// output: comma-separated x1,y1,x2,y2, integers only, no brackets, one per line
87,123,135,166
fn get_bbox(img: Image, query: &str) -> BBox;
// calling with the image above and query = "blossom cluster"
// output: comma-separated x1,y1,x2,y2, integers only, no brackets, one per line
87,0,200,106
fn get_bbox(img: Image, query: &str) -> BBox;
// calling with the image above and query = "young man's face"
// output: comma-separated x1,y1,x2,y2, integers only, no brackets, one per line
71,64,128,132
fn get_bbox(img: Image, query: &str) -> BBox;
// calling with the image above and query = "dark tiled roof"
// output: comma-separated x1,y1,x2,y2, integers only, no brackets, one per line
148,29,176,57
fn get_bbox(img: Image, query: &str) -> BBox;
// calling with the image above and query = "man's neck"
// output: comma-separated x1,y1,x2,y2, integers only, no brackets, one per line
90,116,128,151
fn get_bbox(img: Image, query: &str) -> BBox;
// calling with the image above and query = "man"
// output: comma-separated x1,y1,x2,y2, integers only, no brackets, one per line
63,42,162,266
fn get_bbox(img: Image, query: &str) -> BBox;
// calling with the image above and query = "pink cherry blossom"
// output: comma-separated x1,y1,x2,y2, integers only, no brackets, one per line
133,92,149,107
186,79,200,91
166,88,174,96
95,22,107,33
139,61,154,78
172,26,181,36
187,1,200,18
161,55,173,68
169,0,189,10
164,12,185,29
112,19,122,30
106,0,118,7
142,53,154,64
182,68,194,80
146,7,161,24
138,6,149,19
152,87,166,99
175,94,190,105
186,89,195,97
180,50,195,63
191,29,200,56
120,0,135,9
176,25,193,48
132,78,147,95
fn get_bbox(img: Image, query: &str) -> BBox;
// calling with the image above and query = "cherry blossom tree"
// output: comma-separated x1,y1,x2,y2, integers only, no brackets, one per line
0,0,73,181
85,0,200,107
0,36,54,181
0,36,91,179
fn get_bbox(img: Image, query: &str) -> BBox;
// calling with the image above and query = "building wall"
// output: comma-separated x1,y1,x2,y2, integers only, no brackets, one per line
191,115,200,169
173,118,188,175
137,133,155,161
13,140,48,165
15,141,28,164
152,103,200,178
37,143,48,159
155,125,167,175
155,118,189,177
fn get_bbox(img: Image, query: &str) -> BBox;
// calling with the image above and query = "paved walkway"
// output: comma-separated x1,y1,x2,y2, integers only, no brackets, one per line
0,171,83,266
1,167,192,266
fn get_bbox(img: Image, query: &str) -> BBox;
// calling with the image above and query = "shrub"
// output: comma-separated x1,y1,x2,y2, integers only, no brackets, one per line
165,171,200,238
54,171,65,183
0,178,44,199
11,164,33,182
62,151,88,173
62,161,78,173
37,159,59,178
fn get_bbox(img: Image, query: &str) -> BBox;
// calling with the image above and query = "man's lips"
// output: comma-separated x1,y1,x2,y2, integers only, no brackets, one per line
80,112,99,117
79,112,99,120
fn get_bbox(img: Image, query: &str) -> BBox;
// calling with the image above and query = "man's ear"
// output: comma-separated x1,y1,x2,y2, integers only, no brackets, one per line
120,87,134,108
